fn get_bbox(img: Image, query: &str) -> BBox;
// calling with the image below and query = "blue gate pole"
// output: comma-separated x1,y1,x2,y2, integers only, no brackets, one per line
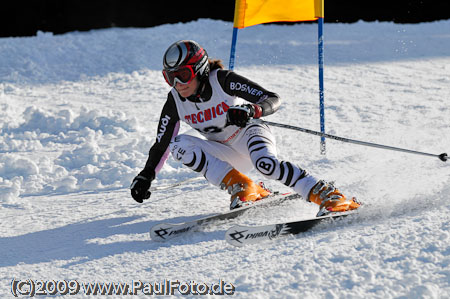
318,17,326,155
229,27,239,70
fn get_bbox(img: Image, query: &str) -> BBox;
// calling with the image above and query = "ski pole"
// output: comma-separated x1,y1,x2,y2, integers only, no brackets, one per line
150,176,204,192
140,176,204,200
261,120,448,162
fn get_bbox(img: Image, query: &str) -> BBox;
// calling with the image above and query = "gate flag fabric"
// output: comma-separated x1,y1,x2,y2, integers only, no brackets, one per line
233,0,323,29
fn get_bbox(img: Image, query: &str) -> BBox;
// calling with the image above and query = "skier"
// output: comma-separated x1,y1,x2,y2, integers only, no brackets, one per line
130,40,360,216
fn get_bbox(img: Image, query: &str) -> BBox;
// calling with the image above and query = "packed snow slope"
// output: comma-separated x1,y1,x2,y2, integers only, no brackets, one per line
1,19,449,298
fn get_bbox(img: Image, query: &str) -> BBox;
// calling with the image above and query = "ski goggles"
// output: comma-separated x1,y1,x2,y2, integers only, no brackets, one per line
162,65,197,87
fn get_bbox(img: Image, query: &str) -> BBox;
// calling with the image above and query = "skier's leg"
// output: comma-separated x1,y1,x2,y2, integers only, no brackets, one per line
238,123,318,200
169,134,233,185
170,134,269,208
239,123,360,214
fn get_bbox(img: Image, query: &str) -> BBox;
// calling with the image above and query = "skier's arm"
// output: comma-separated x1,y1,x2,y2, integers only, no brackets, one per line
217,69,281,117
141,93,180,179
131,94,180,202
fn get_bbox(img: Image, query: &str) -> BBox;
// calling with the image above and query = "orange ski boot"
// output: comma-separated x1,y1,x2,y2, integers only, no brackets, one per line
308,180,361,216
220,169,271,209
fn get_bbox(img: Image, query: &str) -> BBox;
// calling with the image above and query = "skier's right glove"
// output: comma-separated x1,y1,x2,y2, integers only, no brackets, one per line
130,175,152,203
226,104,262,128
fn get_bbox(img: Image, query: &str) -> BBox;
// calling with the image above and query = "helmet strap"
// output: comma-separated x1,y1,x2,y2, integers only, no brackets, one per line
186,80,207,103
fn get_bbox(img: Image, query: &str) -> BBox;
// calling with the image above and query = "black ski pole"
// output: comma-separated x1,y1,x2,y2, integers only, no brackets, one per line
261,120,448,162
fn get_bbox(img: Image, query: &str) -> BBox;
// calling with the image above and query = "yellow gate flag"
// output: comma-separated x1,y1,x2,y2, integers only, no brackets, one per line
234,0,324,28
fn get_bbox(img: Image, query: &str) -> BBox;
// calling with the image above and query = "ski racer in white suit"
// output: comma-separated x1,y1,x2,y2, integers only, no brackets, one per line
131,40,360,215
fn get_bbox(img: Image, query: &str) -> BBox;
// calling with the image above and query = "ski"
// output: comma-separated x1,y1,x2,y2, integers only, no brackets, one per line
150,192,301,242
225,210,358,247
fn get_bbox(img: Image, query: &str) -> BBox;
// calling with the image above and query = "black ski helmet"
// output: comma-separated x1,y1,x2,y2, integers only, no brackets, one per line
162,40,210,82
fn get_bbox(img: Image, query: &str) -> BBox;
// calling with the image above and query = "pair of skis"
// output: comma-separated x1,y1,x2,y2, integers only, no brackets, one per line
150,192,357,246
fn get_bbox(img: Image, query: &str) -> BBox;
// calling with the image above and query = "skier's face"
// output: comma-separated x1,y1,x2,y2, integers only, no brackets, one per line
175,77,200,98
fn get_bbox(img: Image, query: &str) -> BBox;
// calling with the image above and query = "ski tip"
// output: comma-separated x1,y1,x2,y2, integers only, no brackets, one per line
225,223,286,247
225,226,250,247
149,222,196,242
149,224,169,242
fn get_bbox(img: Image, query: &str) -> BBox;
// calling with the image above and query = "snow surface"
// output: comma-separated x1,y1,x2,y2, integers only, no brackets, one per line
1,19,449,298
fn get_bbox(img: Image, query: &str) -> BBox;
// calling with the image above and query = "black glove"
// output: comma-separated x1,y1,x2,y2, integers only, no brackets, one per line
226,104,262,128
130,175,152,203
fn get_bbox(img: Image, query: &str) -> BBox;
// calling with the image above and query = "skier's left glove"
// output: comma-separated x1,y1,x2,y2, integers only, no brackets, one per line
226,104,263,128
